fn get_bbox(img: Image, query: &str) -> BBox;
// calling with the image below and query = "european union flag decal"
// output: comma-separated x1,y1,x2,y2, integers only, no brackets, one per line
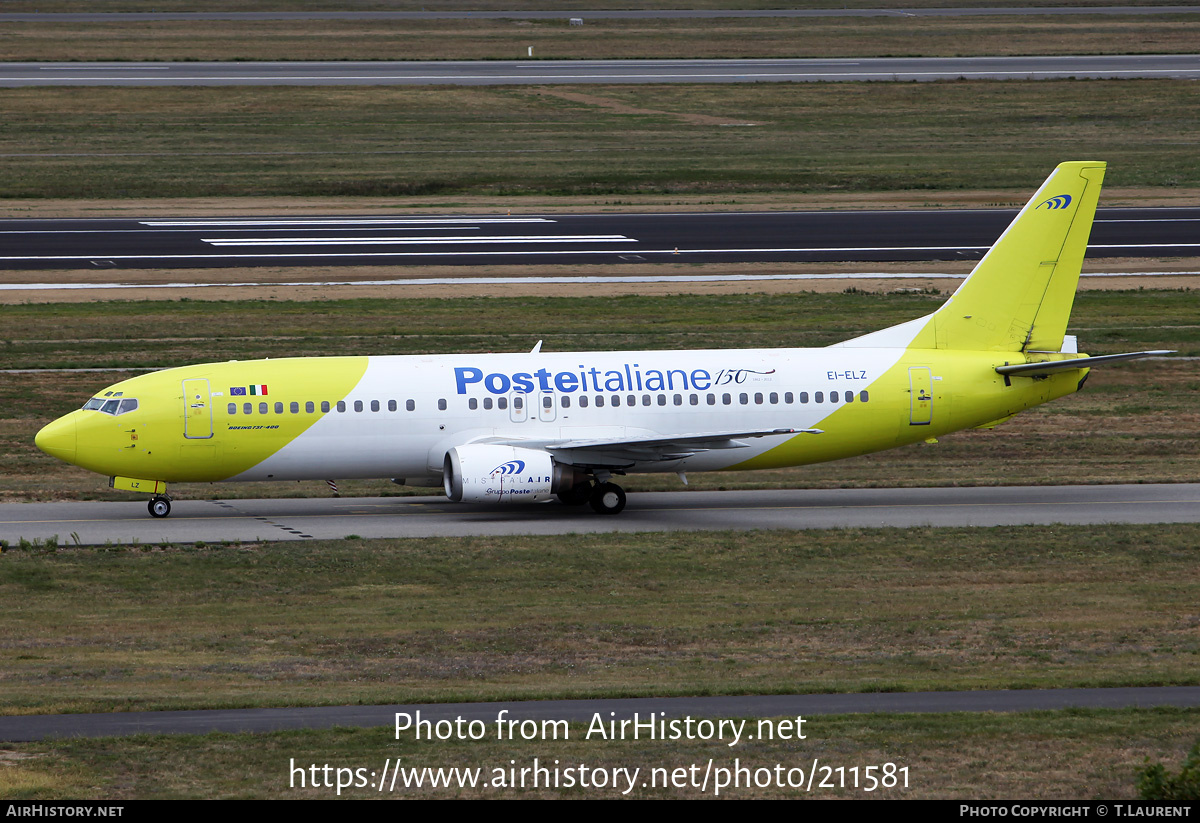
230,387,247,396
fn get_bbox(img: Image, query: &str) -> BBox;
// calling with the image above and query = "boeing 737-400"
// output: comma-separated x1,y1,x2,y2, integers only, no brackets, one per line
35,162,1170,517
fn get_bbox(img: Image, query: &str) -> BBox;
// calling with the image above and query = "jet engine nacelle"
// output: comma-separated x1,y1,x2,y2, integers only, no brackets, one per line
443,444,581,504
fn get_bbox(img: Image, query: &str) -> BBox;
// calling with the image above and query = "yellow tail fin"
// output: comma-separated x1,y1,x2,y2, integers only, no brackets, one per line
838,162,1107,353
925,161,1106,352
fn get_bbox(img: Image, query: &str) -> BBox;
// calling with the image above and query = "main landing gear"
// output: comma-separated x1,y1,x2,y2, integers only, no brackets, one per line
557,477,627,515
148,495,172,518
588,482,626,515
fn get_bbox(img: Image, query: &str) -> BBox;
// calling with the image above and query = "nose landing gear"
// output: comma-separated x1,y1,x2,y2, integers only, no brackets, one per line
148,495,172,518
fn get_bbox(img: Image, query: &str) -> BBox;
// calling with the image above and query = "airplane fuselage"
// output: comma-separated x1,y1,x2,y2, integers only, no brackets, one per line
37,346,1084,487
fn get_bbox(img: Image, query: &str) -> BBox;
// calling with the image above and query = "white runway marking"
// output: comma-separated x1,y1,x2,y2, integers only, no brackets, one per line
3,272,1196,292
8,242,1200,263
141,218,554,227
200,234,634,246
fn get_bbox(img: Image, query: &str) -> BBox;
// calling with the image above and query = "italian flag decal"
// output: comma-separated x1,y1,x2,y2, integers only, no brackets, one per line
249,384,268,396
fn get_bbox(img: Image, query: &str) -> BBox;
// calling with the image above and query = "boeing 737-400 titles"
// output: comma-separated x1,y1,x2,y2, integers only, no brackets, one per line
35,162,1170,517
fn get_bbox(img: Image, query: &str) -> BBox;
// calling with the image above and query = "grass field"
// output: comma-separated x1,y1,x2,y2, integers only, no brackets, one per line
1,525,1198,716
1,81,1197,199
5,14,1198,62
3,288,1198,502
3,709,1198,798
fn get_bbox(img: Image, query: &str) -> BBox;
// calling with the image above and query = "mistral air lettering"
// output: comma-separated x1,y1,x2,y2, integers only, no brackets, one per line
454,364,717,395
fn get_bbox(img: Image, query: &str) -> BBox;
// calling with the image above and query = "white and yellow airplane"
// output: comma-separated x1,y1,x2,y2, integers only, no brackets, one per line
36,162,1169,518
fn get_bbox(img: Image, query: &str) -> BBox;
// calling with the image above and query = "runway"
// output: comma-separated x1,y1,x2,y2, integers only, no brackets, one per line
2,55,1198,87
4,7,1198,22
3,207,1198,271
4,484,1200,547
3,686,1198,742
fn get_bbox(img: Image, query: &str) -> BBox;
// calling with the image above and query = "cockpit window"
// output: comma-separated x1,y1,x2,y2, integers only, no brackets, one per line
88,397,139,415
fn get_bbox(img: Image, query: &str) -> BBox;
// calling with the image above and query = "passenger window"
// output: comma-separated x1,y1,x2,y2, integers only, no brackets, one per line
739,393,749,405
483,397,493,410
275,402,284,414
259,402,268,415
579,396,589,408
754,393,763,405
707,393,716,405
800,392,809,404
337,400,346,412
228,403,237,415
627,395,635,407
769,392,779,404
690,394,698,406
829,392,839,404
611,395,620,407
673,394,682,406
290,402,299,414
469,398,478,410
596,396,605,408
657,394,666,406
845,391,854,403
370,400,380,412
354,400,363,412
438,399,447,411
544,396,554,409
498,397,507,410
859,390,869,403
642,395,651,406
562,396,571,408
722,393,731,405
514,396,523,410
785,392,794,404
407,399,415,411
305,401,315,413
388,400,397,412
243,402,253,415
815,392,824,404
321,401,331,413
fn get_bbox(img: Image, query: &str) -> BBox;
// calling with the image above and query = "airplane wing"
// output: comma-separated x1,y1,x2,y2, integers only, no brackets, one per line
493,427,820,467
995,350,1173,378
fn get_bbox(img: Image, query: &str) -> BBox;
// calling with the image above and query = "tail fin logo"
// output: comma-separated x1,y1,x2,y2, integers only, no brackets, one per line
490,460,526,476
1037,194,1072,210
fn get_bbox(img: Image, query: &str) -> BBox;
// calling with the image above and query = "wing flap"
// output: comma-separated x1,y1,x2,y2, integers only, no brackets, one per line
493,427,820,467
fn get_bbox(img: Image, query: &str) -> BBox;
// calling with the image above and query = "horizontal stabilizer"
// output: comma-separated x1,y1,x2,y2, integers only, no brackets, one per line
996,350,1174,377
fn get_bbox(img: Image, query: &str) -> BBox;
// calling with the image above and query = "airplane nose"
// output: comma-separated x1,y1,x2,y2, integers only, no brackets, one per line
35,415,77,464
